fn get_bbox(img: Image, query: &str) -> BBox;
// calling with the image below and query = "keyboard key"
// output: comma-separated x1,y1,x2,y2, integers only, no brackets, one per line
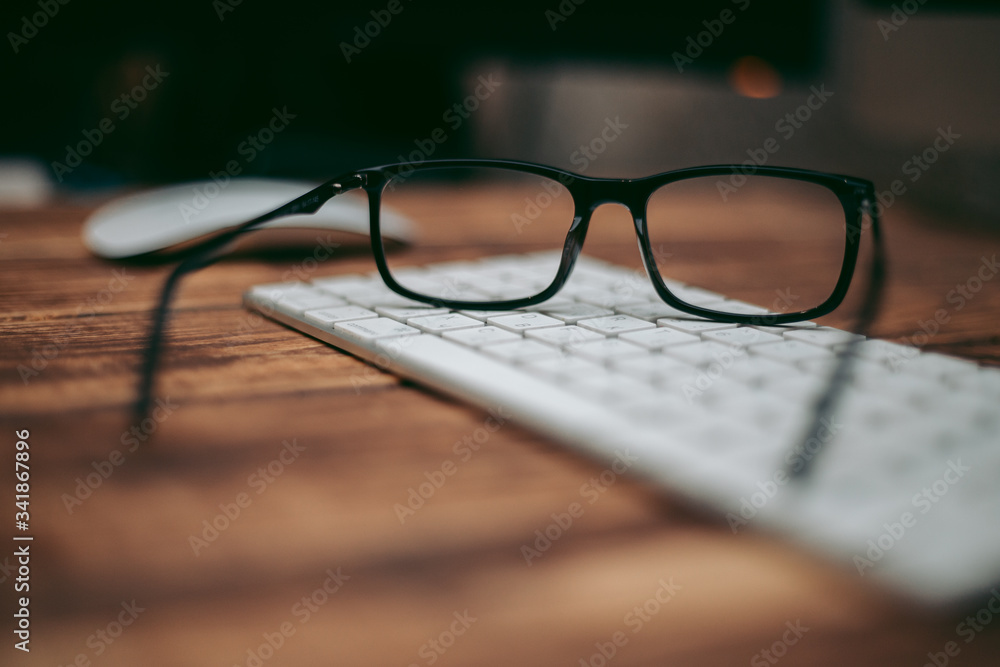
406,313,484,333
667,284,726,305
619,326,700,350
750,340,835,367
662,341,748,368
522,296,577,312
784,327,865,348
276,292,347,314
311,274,382,295
573,288,648,309
948,369,1000,398
725,356,800,387
458,309,520,321
848,339,920,370
247,281,306,298
766,372,828,401
894,351,978,380
570,261,634,286
656,317,738,334
577,315,656,336
525,325,603,347
249,283,347,315
348,290,429,309
615,301,694,321
713,391,806,434
566,372,654,404
708,300,771,316
487,312,564,332
333,318,421,342
534,302,615,323
442,325,521,347
568,338,647,363
394,274,491,300
482,339,557,362
683,377,753,409
375,306,449,321
621,394,701,426
703,327,784,348
749,321,818,333
524,354,604,379
611,355,700,385
302,305,378,328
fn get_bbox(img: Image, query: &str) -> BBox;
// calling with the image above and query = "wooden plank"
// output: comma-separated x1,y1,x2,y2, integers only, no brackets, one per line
2,195,1000,666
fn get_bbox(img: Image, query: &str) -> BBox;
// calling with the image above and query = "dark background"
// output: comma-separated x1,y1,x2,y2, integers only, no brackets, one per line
0,1,826,183
2,0,999,220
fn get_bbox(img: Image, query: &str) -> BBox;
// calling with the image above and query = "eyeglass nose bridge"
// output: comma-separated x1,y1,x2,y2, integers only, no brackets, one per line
571,177,649,240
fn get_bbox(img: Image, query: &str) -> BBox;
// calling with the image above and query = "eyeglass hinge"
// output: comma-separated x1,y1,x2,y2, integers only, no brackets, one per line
330,174,366,195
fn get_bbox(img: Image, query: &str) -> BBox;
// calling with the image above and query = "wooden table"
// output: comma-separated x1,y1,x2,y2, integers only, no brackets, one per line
2,191,1000,667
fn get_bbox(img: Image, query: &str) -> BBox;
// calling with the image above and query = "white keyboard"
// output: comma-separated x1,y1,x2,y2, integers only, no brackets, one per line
244,251,1000,604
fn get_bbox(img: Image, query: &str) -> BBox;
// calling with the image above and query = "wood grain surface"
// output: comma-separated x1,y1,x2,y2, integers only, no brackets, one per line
2,193,999,667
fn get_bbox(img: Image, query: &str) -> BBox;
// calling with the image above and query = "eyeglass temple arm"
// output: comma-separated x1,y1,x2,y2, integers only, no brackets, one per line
133,174,366,423
788,193,887,479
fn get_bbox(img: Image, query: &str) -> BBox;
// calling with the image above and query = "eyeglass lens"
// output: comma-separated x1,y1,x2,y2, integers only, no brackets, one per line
374,165,846,315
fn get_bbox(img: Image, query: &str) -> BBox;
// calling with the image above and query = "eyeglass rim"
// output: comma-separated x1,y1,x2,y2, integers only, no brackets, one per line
355,159,874,325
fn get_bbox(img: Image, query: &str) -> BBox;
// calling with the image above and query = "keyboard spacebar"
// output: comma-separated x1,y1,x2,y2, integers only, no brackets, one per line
375,334,654,462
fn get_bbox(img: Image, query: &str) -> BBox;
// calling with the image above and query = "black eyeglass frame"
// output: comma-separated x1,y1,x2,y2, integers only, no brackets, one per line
346,159,874,325
135,157,884,479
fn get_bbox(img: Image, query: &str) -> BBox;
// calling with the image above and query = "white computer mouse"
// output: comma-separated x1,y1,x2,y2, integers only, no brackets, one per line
82,178,414,258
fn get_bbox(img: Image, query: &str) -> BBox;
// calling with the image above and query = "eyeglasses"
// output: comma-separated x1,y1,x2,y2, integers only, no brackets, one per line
297,160,873,322
136,159,885,476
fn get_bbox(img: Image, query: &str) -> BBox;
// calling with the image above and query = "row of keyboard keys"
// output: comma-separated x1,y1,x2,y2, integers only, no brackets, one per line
255,277,953,405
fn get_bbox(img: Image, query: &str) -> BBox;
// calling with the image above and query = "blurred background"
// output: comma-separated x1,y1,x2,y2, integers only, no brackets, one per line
1,0,999,222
